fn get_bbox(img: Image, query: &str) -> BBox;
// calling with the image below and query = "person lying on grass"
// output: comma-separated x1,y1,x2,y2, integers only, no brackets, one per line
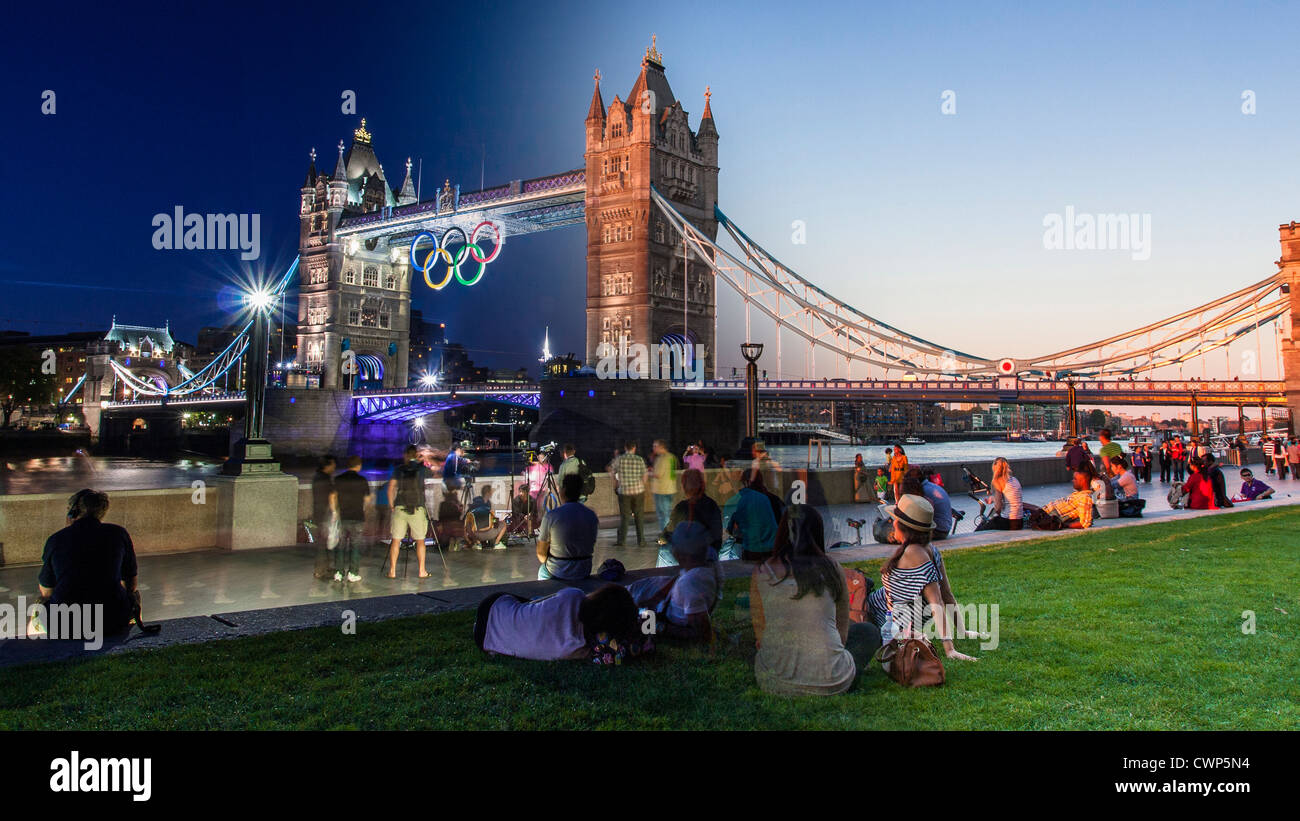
627,521,718,642
866,494,979,662
1235,469,1275,501
474,583,640,662
750,504,883,696
1040,467,1096,528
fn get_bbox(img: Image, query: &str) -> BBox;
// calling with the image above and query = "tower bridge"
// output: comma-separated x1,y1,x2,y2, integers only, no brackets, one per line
85,39,1300,455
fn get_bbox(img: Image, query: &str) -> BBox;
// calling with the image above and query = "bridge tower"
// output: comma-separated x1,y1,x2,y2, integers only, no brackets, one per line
1278,222,1300,428
297,122,416,389
584,38,720,377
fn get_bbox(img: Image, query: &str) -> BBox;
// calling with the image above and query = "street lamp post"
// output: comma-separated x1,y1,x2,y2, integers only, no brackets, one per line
741,342,764,440
222,287,280,475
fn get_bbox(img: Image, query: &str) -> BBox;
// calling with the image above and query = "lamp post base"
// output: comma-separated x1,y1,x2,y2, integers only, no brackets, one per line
221,438,281,476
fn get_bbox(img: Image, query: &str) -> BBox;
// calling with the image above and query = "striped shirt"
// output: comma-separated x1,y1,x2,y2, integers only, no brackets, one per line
867,558,939,636
992,476,1023,520
612,452,647,496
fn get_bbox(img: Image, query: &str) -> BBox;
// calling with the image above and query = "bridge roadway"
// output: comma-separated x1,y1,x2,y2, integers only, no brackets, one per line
101,377,1288,419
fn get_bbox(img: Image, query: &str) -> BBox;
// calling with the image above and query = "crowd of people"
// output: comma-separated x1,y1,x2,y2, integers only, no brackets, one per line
27,426,1292,692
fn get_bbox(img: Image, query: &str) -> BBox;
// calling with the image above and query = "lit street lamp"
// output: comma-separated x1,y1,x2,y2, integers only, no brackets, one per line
221,286,279,475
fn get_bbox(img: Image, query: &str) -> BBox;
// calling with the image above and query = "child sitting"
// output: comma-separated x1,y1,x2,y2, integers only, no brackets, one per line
625,522,718,642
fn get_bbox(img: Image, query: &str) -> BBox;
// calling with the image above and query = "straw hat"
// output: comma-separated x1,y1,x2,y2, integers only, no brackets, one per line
883,493,937,531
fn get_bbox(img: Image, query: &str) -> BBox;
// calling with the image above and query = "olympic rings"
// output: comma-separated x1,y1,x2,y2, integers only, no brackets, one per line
409,221,504,291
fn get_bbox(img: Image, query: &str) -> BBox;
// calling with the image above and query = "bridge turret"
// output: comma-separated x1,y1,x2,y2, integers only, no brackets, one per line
583,38,720,378
1278,221,1300,430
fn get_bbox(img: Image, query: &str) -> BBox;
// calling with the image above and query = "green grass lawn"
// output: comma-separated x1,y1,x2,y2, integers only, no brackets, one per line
2,507,1298,730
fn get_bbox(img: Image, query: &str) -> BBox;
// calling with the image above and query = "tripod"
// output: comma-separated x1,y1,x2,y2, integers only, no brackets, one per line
377,511,449,578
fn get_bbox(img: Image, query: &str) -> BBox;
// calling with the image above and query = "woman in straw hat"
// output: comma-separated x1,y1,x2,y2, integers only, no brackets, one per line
865,494,979,662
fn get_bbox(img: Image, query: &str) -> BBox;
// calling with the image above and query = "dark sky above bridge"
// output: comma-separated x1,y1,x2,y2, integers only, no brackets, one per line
2,1,1297,380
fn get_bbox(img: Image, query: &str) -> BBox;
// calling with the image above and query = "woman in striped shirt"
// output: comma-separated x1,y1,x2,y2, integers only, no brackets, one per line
985,457,1024,530
865,495,978,662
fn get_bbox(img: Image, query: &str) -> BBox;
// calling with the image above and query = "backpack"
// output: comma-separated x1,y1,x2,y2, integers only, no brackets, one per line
1167,482,1187,509
394,461,424,509
576,458,596,498
842,566,874,623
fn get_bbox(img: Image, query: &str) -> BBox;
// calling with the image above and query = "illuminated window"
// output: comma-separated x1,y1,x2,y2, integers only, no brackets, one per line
363,266,379,288
348,309,360,325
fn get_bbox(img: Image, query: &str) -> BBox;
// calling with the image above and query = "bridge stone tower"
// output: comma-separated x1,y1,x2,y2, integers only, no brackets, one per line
584,39,720,377
1278,222,1300,427
297,120,417,389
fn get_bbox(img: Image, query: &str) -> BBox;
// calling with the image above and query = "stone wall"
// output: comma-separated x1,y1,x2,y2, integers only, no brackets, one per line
0,486,223,567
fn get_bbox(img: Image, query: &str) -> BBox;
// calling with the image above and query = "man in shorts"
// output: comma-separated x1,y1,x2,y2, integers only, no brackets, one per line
387,445,434,578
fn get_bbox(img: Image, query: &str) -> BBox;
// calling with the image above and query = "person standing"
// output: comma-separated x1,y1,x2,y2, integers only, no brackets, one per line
1158,439,1172,483
852,453,875,503
648,439,679,533
1130,444,1146,485
1262,436,1276,476
1170,437,1186,483
1142,443,1154,483
888,445,909,504
683,443,707,472
311,455,337,581
332,455,371,583
610,441,648,546
1097,429,1122,474
387,445,434,578
1288,438,1300,479
1274,436,1289,479
525,451,554,511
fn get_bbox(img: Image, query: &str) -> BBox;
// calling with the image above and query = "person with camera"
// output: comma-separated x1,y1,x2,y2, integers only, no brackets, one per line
37,489,142,638
525,449,555,511
387,445,435,578
443,444,474,498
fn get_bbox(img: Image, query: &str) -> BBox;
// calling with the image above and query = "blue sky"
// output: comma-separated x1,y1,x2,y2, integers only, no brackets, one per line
1,0,1295,381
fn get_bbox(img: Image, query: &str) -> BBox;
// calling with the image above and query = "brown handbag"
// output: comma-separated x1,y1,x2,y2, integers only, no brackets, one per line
876,636,945,687
875,567,946,687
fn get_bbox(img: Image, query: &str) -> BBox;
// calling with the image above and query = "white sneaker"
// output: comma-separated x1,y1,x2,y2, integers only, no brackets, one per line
347,573,362,583
493,542,507,550
473,542,483,550
333,571,343,582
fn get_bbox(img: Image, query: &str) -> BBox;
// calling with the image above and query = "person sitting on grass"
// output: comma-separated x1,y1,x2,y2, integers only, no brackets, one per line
1201,452,1235,509
464,486,507,550
865,495,979,662
38,489,143,638
1107,453,1140,500
627,522,718,642
1182,457,1217,510
1236,468,1275,501
751,504,883,696
537,474,598,580
474,583,640,662
1040,467,1096,528
722,468,780,561
658,468,723,564
902,467,952,539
